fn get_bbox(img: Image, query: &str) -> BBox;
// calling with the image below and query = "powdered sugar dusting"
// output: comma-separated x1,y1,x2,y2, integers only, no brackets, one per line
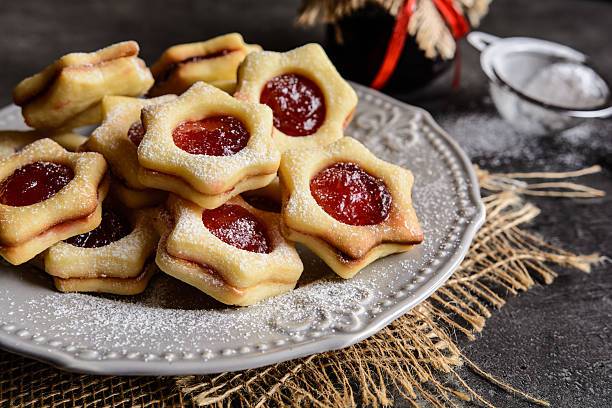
438,108,612,169
12,272,377,351
0,87,480,365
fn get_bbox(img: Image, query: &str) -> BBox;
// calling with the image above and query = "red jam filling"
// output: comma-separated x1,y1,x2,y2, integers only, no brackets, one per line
66,207,131,248
202,203,271,253
172,115,250,156
0,162,74,207
260,73,326,137
128,122,145,147
310,162,392,226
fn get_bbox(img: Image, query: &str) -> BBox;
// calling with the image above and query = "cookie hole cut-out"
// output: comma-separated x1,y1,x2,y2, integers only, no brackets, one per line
65,207,132,248
0,162,74,207
235,44,357,152
155,196,303,306
172,115,249,156
137,82,278,208
0,138,108,265
310,162,392,226
43,206,160,295
127,122,146,147
279,137,423,279
202,203,271,254
260,73,326,137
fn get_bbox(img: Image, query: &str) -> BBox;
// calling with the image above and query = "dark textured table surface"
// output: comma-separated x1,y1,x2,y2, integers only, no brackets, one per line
0,0,610,406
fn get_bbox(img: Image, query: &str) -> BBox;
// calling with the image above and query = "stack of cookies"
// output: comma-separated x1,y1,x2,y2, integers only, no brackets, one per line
0,33,422,306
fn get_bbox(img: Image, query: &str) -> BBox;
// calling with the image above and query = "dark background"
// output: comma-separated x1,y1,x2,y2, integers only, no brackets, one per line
0,0,610,406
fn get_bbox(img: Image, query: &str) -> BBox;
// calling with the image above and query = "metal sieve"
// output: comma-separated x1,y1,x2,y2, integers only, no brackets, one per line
468,31,612,135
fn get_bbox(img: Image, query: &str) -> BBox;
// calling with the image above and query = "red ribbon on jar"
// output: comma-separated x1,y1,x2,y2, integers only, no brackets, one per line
370,0,470,90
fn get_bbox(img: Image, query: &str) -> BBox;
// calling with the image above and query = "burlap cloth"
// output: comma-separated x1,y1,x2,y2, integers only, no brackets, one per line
0,166,605,407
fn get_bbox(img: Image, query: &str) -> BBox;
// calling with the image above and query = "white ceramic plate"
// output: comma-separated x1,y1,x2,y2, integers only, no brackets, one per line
0,84,484,375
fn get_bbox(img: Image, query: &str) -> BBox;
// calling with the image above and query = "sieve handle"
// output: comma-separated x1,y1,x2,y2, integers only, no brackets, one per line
467,32,500,52
567,106,612,119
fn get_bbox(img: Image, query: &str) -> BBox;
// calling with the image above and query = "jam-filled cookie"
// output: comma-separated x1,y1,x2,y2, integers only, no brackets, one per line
0,130,87,158
235,44,357,153
279,137,423,278
149,33,261,97
137,82,279,209
156,195,303,306
52,263,156,295
13,41,153,130
44,205,159,295
83,95,175,208
0,138,109,265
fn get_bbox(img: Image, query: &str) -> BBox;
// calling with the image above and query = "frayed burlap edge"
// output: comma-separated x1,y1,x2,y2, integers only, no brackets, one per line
177,166,605,408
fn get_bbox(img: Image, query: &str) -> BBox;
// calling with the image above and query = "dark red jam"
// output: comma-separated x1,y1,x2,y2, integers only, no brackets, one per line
201,203,271,253
127,122,145,147
0,162,74,207
66,207,131,248
259,73,326,137
172,115,250,156
310,162,392,226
